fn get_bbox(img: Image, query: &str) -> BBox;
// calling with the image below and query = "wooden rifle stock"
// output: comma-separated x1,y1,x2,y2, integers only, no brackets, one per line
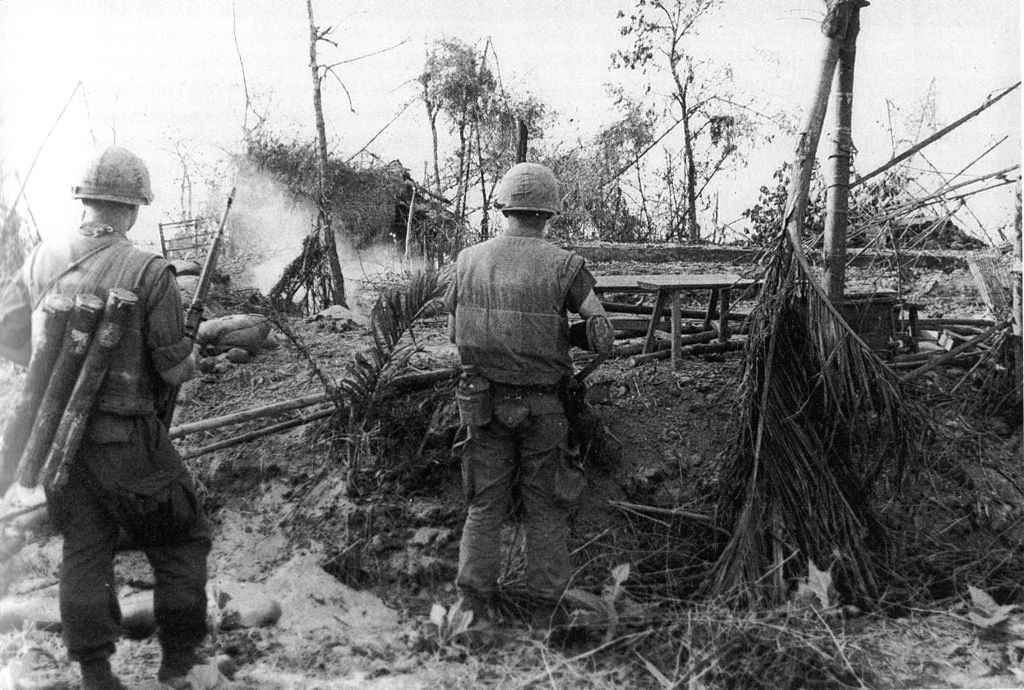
160,187,236,427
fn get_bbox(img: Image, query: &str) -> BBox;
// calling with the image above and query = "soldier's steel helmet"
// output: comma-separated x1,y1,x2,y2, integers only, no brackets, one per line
72,146,154,206
493,163,561,215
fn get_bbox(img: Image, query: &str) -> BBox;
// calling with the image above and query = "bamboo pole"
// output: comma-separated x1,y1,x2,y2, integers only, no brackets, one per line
852,81,1021,189
782,2,851,247
822,3,861,298
180,407,335,461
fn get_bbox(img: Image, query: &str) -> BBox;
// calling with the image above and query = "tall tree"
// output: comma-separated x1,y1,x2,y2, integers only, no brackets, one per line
305,0,346,307
615,0,749,243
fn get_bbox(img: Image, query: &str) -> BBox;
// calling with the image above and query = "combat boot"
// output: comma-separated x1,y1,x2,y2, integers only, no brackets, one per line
79,657,127,690
159,647,238,690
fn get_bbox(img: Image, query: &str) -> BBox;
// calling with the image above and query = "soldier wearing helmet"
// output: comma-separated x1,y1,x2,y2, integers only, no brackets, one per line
442,162,613,638
0,146,216,689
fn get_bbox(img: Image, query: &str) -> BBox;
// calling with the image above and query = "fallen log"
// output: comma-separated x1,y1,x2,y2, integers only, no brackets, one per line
170,367,459,440
916,318,995,329
170,393,332,439
890,353,981,371
180,407,335,460
628,338,744,367
901,321,1009,381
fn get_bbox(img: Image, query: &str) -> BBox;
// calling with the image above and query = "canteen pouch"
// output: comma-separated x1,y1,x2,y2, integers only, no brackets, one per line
456,371,492,427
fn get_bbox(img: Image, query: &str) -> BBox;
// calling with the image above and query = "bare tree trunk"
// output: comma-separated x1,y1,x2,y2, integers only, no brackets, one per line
783,2,857,248
306,0,346,307
823,2,862,299
425,100,442,195
1013,181,1022,402
515,119,528,163
680,79,700,243
475,123,490,240
403,186,417,263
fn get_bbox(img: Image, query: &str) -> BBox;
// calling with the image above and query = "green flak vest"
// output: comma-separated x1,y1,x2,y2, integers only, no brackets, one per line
453,235,583,386
24,234,164,415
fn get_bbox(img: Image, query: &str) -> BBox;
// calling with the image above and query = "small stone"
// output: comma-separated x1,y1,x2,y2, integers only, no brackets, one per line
224,347,251,364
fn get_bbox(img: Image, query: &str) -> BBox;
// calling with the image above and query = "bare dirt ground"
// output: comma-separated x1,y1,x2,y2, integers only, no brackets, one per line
0,252,1021,689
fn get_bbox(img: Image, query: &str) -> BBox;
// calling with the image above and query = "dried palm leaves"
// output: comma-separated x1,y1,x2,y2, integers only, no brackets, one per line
708,236,925,606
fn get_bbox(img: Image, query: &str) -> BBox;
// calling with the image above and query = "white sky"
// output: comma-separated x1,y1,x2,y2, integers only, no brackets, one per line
0,0,1020,247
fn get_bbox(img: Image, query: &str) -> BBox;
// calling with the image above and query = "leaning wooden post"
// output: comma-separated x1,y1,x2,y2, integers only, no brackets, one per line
1012,181,1022,402
823,1,864,298
784,0,867,249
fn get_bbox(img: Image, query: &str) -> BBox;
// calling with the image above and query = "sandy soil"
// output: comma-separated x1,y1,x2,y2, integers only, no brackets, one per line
0,255,1020,689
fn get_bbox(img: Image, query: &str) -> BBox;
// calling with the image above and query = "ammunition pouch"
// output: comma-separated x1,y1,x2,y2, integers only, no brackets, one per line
493,400,530,430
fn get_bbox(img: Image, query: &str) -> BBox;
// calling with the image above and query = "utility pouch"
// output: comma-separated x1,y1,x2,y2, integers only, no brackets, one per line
455,367,492,427
493,400,531,430
113,470,199,546
553,445,586,508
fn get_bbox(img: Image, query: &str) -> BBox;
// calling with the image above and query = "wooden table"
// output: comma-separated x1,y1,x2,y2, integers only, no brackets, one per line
636,274,760,365
594,273,760,367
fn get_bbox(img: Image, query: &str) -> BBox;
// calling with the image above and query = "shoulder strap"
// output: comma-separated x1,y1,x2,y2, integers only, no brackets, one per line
31,241,137,310
31,242,113,309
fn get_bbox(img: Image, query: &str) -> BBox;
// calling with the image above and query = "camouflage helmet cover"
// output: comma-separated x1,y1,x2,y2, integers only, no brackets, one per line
493,162,561,215
72,145,154,206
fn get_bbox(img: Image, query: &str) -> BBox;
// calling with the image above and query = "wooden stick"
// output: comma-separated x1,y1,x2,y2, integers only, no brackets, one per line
916,318,996,329
852,82,1020,189
180,407,335,460
169,393,332,439
628,337,741,367
609,500,726,536
602,301,751,323
168,367,459,440
901,321,1009,381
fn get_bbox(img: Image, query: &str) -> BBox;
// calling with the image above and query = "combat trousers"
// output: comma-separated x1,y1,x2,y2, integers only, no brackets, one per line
456,391,570,603
49,415,210,662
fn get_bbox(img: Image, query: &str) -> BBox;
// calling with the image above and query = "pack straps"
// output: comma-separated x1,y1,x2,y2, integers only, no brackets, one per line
31,240,143,310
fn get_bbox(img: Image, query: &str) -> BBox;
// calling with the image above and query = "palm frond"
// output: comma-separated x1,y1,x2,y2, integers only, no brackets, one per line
341,270,447,428
708,234,927,606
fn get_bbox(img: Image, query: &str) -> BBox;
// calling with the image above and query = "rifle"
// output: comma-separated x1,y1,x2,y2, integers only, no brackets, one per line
160,187,236,426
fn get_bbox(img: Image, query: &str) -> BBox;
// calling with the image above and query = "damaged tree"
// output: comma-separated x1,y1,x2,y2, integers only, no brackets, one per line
269,0,347,312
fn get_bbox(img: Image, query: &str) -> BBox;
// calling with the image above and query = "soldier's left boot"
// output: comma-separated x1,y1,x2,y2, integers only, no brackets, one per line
79,656,127,690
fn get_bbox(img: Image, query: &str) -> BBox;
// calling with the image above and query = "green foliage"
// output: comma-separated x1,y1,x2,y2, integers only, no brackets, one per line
611,0,760,242
242,129,407,249
419,37,549,239
740,162,826,246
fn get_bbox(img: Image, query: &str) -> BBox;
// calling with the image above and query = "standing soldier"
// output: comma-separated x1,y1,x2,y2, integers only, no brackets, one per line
0,147,216,689
443,162,613,636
